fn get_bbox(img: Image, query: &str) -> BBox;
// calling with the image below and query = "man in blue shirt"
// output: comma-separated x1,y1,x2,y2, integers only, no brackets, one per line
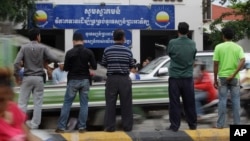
52,62,68,84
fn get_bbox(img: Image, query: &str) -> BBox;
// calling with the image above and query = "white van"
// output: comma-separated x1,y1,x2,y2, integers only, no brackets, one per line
139,52,249,81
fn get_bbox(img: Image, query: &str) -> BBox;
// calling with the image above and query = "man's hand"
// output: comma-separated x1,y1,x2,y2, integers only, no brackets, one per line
214,79,218,89
226,75,234,82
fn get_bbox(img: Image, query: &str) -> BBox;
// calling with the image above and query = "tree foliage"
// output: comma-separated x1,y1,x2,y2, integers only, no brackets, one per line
208,0,250,48
0,0,35,28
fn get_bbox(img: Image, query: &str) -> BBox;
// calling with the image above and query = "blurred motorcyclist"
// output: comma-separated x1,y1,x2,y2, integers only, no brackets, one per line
193,60,217,119
240,61,250,98
240,61,250,119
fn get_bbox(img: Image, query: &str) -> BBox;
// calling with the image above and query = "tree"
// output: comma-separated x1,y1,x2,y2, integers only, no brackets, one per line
207,0,250,48
0,0,35,31
211,0,228,5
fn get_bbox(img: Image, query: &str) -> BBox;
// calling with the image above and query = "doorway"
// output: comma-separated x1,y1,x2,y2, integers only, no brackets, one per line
140,30,193,65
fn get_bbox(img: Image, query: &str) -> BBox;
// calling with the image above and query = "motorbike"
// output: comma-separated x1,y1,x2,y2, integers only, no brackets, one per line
239,86,250,120
165,87,249,124
240,94,250,120
195,85,250,123
197,98,219,123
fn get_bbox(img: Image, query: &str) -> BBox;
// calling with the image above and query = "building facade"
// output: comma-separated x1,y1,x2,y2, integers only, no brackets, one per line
33,0,203,63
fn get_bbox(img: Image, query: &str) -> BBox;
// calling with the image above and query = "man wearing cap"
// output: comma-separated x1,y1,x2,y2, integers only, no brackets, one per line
55,32,97,133
52,62,68,84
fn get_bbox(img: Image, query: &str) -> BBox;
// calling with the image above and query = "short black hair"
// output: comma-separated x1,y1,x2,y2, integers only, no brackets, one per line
221,27,234,40
28,28,40,41
113,29,125,41
178,22,189,35
73,33,83,41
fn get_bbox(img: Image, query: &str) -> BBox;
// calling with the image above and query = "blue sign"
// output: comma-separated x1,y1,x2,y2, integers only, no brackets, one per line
29,3,53,28
150,5,175,29
53,5,150,29
75,29,132,48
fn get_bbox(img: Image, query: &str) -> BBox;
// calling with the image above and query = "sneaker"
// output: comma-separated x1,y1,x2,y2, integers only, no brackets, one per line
78,128,87,133
55,128,65,133
212,125,223,129
26,120,38,129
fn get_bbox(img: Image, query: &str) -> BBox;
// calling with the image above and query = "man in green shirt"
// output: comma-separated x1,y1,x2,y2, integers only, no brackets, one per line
213,27,245,128
166,22,197,132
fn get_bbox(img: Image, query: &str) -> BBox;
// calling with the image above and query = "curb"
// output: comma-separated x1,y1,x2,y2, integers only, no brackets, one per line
49,128,229,141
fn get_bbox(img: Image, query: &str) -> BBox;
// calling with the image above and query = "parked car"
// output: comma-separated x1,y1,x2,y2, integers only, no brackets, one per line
139,51,250,81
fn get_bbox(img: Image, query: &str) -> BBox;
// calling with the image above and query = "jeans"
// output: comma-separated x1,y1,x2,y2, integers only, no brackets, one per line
57,79,90,130
195,90,207,116
217,77,240,128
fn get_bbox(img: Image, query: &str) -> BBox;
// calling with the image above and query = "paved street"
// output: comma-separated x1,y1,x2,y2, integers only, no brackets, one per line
134,110,250,132
40,109,250,132
30,109,250,141
133,110,214,132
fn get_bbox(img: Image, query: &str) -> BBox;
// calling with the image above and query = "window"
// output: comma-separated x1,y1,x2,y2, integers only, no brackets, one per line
139,56,169,74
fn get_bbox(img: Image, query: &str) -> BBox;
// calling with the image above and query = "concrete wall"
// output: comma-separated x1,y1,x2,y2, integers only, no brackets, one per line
238,37,250,53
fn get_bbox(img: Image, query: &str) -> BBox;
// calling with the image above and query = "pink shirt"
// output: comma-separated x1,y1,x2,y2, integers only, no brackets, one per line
0,102,26,141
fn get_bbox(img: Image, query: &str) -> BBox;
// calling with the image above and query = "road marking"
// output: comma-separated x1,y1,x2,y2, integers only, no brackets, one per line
184,128,229,141
60,131,132,141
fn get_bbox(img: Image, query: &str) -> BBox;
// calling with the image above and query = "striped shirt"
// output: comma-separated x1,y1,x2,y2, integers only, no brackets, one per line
100,44,134,76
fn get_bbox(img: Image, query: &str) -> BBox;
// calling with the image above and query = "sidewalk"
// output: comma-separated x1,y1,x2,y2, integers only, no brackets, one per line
33,113,231,141
47,128,229,141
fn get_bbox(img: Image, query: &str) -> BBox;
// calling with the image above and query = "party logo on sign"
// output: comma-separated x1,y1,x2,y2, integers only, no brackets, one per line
34,10,48,27
150,5,175,29
29,3,53,28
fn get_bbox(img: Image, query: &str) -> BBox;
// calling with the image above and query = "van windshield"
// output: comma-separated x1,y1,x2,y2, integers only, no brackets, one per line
139,56,169,74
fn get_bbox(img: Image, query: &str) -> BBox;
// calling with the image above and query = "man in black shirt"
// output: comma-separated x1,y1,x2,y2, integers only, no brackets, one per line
55,33,97,133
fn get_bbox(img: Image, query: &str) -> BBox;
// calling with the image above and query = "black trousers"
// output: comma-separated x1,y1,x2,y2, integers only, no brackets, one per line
168,77,197,130
104,75,133,131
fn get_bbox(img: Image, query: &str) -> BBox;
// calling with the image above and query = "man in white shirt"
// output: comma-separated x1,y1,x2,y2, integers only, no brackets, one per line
129,66,140,81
